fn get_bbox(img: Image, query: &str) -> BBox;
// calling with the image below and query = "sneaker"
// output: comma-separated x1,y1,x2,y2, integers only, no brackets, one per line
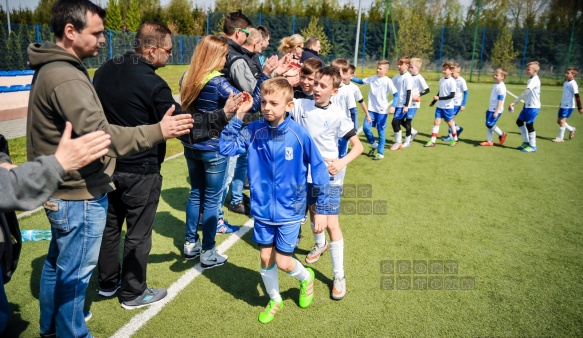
411,129,418,141
200,247,228,269
570,127,576,140
390,143,403,151
456,126,464,138
298,267,315,308
98,285,120,297
479,141,494,146
216,218,240,234
258,299,284,324
552,137,564,143
424,141,435,147
449,139,459,147
331,277,346,300
228,201,249,215
183,239,201,260
305,241,329,264
372,153,384,160
442,135,452,142
84,311,92,322
121,288,167,310
402,142,411,148
367,142,378,156
517,142,529,150
521,145,537,153
499,132,507,145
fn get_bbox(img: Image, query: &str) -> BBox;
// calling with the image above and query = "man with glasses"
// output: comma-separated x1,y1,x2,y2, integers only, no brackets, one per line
92,22,182,310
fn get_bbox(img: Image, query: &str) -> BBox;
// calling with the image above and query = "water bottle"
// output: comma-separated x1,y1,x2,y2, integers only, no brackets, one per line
21,230,52,242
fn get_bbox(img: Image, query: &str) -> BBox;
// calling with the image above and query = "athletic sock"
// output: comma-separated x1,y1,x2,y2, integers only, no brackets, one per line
396,131,402,144
452,131,458,141
311,222,326,247
565,123,574,132
519,125,529,143
492,125,503,136
260,263,281,302
288,258,311,281
558,127,566,139
431,126,439,143
529,131,536,147
487,128,493,142
405,135,411,143
329,239,345,279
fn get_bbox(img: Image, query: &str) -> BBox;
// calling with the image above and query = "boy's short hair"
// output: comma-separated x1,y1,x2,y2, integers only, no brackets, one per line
305,36,320,49
244,28,262,46
261,78,294,103
567,67,579,76
348,64,356,74
331,58,350,73
410,58,423,68
526,61,540,71
223,10,252,36
397,56,411,65
453,62,461,71
495,68,507,78
316,66,342,89
377,60,390,68
256,25,270,39
301,57,323,76
442,62,455,71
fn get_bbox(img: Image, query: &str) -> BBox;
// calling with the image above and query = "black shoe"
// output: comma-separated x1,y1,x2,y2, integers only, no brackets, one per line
243,193,251,206
243,182,250,190
228,201,250,215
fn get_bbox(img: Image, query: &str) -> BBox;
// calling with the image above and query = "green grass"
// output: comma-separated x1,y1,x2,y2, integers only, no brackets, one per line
5,74,583,337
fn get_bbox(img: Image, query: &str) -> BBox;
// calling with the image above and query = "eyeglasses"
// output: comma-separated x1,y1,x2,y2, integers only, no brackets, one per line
235,27,250,37
150,45,172,56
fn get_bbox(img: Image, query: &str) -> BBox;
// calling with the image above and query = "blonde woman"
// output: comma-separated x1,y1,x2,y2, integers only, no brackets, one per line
279,34,304,63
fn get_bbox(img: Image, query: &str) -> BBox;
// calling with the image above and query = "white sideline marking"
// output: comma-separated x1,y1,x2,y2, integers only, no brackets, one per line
111,219,254,338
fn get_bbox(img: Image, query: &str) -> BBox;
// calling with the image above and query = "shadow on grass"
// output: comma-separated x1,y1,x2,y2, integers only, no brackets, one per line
5,303,29,337
160,187,189,213
153,211,187,254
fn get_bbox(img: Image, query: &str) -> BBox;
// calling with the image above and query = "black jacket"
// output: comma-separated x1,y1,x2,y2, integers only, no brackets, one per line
300,48,324,63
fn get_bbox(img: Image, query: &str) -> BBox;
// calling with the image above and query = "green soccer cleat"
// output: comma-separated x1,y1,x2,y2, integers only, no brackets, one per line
258,299,284,324
424,141,435,147
449,139,458,147
299,267,315,308
517,142,529,150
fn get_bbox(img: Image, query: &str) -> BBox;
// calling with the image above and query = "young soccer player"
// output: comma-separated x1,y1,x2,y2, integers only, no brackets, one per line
347,64,369,130
220,79,329,324
425,62,458,147
290,66,363,300
509,61,542,152
294,57,322,99
352,60,398,159
407,58,430,145
553,67,583,142
443,63,468,141
389,56,413,150
479,69,508,146
331,58,358,158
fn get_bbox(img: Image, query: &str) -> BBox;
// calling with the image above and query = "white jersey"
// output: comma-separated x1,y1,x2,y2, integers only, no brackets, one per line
488,82,506,113
410,73,429,109
290,99,355,186
362,75,397,114
560,79,579,109
525,75,541,108
347,82,364,103
453,76,468,106
437,77,456,109
392,72,413,108
332,83,357,119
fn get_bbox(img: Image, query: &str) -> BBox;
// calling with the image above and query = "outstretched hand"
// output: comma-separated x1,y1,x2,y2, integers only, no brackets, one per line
54,122,111,172
159,105,194,139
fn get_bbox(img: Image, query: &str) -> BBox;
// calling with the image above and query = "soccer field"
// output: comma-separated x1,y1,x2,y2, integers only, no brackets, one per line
6,80,583,337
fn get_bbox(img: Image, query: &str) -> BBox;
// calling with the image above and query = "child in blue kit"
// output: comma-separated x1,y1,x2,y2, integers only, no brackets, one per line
479,69,508,146
443,63,468,141
553,67,583,142
220,78,330,324
389,56,413,150
425,62,458,147
509,61,541,152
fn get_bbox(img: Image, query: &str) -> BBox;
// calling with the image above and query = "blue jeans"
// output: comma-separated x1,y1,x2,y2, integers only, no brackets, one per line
231,152,248,205
184,146,228,251
40,194,108,338
363,111,388,155
0,266,8,335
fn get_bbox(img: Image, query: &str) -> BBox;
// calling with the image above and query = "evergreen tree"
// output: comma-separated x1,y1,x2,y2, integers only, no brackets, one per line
166,0,194,35
125,0,141,32
34,0,57,25
490,25,519,73
397,11,433,60
300,17,332,56
105,0,123,31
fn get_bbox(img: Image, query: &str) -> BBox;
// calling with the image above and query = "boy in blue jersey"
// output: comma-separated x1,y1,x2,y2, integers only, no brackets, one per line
220,78,330,324
509,61,542,152
479,69,508,146
443,63,468,141
425,62,458,147
553,67,583,142
389,56,413,150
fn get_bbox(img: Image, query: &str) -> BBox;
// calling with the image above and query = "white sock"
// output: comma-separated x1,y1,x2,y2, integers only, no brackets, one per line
393,132,399,143
411,128,418,135
529,131,536,147
311,222,326,247
487,128,493,142
492,125,503,136
260,263,281,302
519,125,529,142
405,135,411,143
558,127,566,139
288,258,311,281
396,131,402,144
565,123,574,132
329,239,345,279
371,142,378,149
431,126,439,143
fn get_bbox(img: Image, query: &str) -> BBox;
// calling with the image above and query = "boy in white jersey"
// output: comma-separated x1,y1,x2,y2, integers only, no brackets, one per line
290,66,363,300
479,69,508,146
331,58,358,158
509,61,542,152
553,67,583,142
407,58,430,144
351,60,398,159
294,57,322,99
347,64,369,130
425,62,458,147
443,63,468,141
389,56,413,150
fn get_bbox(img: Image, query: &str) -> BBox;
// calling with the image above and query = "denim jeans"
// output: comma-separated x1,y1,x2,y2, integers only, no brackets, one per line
230,151,248,205
40,194,108,338
184,146,228,251
363,111,388,155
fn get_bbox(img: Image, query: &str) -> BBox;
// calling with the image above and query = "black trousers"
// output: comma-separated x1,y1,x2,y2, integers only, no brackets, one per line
97,171,162,302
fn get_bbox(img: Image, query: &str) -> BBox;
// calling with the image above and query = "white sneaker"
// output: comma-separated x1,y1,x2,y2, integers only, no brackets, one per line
402,142,411,148
305,241,329,264
184,239,202,260
569,127,576,140
200,247,228,269
390,143,403,151
331,277,346,300
411,129,418,141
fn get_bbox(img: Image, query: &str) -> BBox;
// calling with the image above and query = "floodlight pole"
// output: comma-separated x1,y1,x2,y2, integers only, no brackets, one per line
382,0,388,59
469,0,481,82
5,0,11,35
353,0,362,66
565,0,578,69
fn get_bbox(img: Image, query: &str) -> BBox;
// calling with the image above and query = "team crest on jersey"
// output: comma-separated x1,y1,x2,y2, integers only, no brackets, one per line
285,147,293,160
323,120,330,129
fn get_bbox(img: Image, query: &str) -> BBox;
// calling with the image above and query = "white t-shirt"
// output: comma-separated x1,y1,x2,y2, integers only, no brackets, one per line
489,82,506,112
525,75,541,108
560,79,579,109
437,77,456,109
290,99,355,185
453,76,468,106
362,75,397,114
332,83,357,119
410,74,429,109
392,72,413,108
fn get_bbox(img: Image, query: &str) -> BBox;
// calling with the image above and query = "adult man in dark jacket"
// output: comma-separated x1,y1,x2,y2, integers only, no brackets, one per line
301,36,324,63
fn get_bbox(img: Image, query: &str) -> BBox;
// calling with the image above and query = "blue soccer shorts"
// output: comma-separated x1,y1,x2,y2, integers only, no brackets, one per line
307,184,342,215
406,108,418,120
558,108,574,119
393,107,406,120
435,107,455,122
518,108,540,124
253,219,301,254
485,110,502,128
